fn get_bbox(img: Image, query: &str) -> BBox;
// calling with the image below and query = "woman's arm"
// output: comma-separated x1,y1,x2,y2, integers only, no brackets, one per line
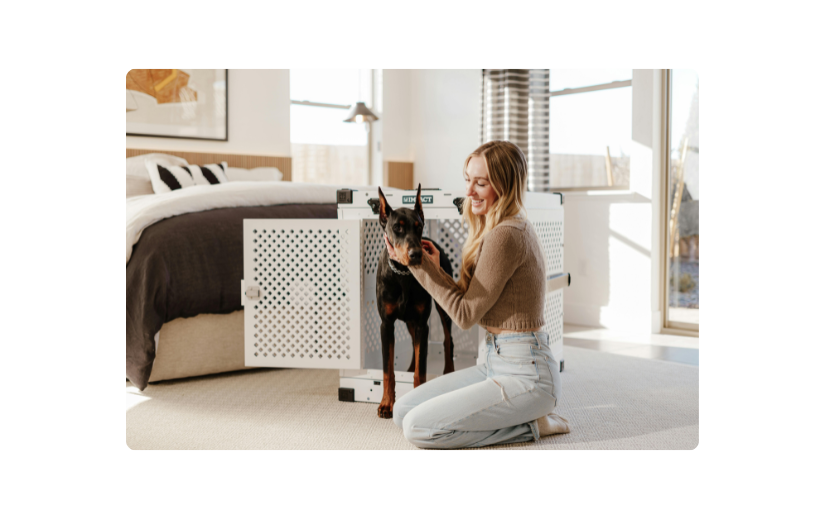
407,226,525,330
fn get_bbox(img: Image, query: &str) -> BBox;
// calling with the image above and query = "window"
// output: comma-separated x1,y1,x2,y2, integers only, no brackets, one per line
290,69,373,185
665,69,699,331
549,69,633,189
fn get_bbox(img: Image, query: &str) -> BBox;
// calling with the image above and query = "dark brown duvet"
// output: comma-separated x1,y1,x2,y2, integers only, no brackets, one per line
126,204,338,390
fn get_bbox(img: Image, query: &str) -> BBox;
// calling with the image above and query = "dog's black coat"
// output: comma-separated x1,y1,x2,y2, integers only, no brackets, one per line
375,185,455,419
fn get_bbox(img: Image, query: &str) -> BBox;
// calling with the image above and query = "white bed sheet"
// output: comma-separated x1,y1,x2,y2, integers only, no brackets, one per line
126,181,377,264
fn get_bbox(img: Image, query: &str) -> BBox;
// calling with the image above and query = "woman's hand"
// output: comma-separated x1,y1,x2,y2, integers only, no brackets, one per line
384,234,400,262
421,239,440,265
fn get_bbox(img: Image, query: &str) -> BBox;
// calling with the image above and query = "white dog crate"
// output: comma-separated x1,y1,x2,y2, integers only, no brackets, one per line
241,188,568,405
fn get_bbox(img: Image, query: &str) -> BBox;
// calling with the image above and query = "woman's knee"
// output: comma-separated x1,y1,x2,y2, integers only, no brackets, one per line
402,416,432,448
392,388,420,428
400,407,450,449
392,406,407,429
403,419,459,449
392,402,411,429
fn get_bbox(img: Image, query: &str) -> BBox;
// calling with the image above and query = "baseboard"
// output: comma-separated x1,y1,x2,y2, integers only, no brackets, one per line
661,327,699,338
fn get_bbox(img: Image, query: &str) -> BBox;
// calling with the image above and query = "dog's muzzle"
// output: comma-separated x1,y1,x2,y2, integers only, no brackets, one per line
407,248,423,265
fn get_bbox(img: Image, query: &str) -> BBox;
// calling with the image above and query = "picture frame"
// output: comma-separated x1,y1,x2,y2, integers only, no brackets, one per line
126,69,228,141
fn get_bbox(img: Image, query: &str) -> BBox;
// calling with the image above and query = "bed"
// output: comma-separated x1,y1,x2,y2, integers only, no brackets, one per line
126,149,374,390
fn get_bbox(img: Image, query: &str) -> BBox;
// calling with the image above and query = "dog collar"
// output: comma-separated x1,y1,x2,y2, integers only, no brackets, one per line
387,256,412,276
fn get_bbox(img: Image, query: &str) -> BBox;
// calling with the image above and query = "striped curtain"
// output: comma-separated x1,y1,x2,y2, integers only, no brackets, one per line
480,69,550,192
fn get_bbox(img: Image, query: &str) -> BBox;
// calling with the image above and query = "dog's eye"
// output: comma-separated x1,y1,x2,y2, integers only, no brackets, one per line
392,224,401,233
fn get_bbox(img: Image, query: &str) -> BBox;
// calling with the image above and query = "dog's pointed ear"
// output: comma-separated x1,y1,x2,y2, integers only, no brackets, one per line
414,183,424,223
378,187,392,229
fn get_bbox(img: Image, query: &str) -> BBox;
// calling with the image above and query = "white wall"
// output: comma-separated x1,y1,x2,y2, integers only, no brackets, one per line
381,69,412,162
562,70,665,333
409,70,481,192
126,69,291,156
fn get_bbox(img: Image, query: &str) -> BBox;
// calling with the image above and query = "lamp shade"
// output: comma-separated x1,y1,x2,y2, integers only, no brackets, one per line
343,102,378,123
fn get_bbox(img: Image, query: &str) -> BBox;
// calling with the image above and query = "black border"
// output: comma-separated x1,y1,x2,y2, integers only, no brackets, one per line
126,69,229,142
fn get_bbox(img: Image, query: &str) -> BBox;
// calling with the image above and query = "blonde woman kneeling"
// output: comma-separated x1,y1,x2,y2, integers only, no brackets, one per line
384,140,570,449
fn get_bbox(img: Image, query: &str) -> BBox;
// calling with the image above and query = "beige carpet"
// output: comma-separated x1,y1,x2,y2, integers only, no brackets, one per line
126,346,698,450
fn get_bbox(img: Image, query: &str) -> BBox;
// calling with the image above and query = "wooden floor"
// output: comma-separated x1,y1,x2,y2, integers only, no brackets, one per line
563,324,699,366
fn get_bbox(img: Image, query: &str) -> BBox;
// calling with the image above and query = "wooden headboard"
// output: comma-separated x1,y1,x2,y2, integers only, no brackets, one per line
126,149,292,182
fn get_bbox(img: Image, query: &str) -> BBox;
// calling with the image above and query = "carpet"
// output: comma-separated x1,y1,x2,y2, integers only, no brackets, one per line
126,346,699,450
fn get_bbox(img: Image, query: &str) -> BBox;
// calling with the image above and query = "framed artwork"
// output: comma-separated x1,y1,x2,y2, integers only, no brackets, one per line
126,69,228,141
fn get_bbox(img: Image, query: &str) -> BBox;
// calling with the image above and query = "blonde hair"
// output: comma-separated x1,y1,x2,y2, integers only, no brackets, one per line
457,140,528,291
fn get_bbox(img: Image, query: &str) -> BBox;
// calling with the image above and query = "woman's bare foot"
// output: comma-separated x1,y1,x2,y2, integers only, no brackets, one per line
537,413,570,437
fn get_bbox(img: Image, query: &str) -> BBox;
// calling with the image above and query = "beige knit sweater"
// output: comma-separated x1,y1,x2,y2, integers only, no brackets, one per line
409,216,546,331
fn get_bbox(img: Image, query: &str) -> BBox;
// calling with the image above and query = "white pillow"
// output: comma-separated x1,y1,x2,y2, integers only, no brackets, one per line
126,153,188,179
126,176,154,198
146,161,228,194
225,166,283,182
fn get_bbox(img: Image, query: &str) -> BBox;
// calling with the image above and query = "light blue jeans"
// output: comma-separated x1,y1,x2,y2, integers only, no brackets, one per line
393,330,561,449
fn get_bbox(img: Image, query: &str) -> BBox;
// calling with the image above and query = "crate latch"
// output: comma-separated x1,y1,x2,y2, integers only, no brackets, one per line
246,286,262,299
367,198,380,214
453,197,465,215
546,272,571,293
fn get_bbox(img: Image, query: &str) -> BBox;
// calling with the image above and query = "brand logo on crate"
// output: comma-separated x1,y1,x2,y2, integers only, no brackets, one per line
403,195,432,204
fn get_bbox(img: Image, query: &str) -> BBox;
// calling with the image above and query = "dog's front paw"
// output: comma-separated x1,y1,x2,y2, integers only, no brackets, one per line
377,397,394,419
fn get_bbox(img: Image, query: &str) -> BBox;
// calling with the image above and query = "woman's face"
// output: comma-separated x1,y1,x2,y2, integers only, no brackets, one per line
464,155,498,215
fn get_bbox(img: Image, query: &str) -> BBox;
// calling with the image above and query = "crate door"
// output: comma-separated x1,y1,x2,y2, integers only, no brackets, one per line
526,208,565,363
242,219,361,369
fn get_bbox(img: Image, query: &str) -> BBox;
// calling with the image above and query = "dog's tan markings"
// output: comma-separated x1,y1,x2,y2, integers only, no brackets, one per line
383,302,397,316
412,343,426,388
378,347,395,419
394,244,410,265
398,220,405,226
415,302,427,315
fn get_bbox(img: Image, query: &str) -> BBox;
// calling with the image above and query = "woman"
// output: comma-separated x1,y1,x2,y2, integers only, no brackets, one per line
384,140,570,449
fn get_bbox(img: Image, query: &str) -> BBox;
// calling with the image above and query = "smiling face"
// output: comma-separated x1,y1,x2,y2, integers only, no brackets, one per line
464,155,499,216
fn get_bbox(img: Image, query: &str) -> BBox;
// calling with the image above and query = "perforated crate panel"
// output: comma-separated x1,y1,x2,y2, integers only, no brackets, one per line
242,219,361,369
526,208,565,362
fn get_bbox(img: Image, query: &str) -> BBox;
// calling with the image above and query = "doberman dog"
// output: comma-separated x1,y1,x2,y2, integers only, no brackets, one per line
376,185,455,419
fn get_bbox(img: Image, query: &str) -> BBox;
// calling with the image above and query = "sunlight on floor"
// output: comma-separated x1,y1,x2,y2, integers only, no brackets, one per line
564,324,698,349
126,385,151,411
563,324,698,366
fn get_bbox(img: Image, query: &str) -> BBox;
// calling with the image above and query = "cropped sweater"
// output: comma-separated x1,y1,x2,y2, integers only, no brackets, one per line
409,216,546,331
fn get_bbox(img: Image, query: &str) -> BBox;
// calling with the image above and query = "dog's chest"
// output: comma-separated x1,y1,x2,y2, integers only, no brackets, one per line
378,277,429,319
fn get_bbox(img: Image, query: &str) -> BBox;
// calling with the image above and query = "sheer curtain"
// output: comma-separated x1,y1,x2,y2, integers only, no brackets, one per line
480,69,550,192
